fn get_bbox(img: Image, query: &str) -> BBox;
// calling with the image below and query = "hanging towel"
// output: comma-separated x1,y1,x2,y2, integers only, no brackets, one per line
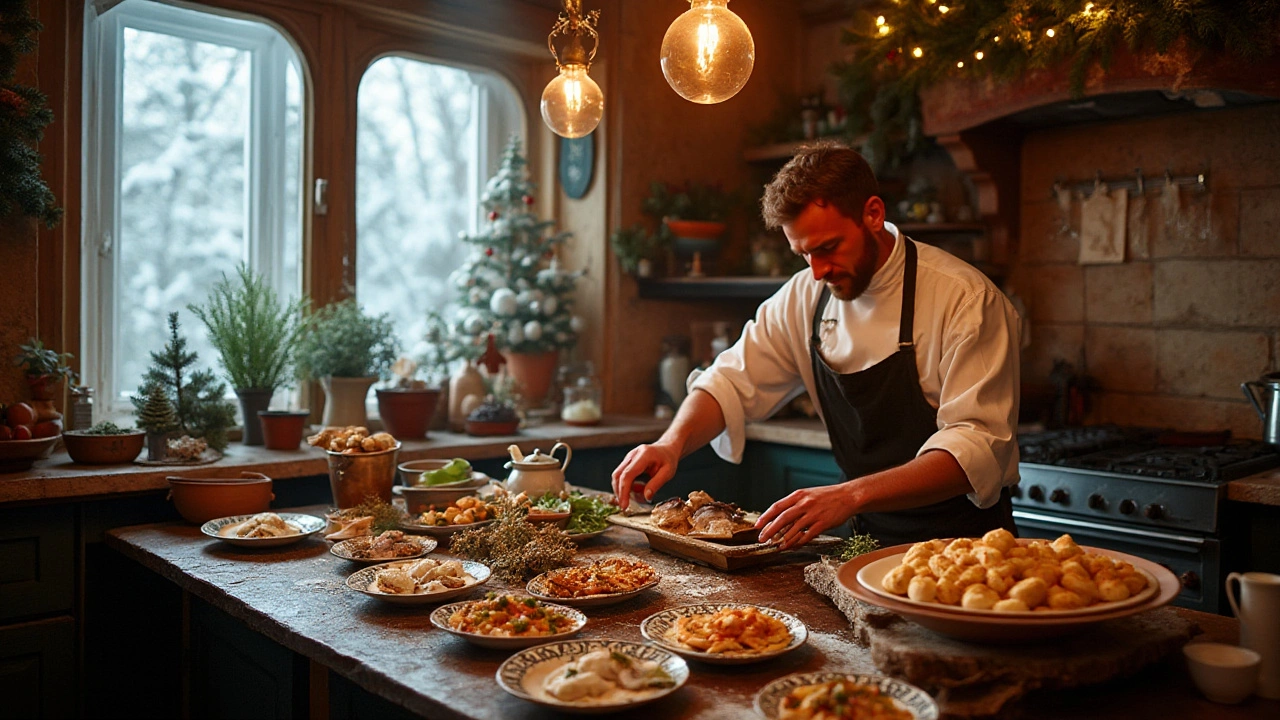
1079,184,1127,264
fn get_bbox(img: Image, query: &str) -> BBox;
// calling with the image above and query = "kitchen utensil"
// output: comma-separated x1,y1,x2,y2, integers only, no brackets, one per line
1226,571,1280,698
1241,371,1280,445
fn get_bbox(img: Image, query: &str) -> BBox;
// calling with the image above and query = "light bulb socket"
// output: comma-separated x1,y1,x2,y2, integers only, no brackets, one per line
560,33,589,67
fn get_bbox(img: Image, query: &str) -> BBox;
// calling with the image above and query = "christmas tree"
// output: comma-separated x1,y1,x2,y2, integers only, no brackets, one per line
442,137,584,362
131,312,237,451
0,0,61,226
135,384,176,434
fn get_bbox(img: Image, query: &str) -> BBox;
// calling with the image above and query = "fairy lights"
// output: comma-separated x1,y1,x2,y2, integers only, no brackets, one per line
974,51,984,60
1046,27,1056,37
912,46,923,58
938,5,950,13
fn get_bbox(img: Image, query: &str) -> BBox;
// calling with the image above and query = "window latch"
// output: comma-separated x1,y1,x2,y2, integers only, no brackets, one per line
314,178,329,216
98,231,113,258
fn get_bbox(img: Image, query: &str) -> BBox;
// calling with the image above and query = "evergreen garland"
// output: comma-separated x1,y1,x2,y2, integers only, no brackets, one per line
135,384,176,434
131,312,237,451
832,0,1280,170
0,0,61,226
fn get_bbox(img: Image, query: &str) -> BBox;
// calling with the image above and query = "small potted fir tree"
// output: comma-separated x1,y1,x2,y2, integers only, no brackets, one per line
136,384,177,461
296,299,399,428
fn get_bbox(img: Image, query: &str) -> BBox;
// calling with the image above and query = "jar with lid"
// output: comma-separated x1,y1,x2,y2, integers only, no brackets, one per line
70,386,94,431
561,373,602,426
657,336,691,413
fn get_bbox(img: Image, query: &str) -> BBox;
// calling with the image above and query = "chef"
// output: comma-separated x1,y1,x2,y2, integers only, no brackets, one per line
612,144,1021,549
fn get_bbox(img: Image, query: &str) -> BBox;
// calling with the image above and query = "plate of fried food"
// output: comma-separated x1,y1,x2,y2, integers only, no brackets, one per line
526,557,660,608
400,495,497,538
345,557,490,605
201,512,326,548
754,672,938,720
330,530,436,563
496,639,688,715
640,603,807,665
430,592,587,649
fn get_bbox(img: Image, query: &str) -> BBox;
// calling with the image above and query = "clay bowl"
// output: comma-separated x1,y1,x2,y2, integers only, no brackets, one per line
167,472,275,524
62,430,146,464
0,436,59,473
525,507,571,529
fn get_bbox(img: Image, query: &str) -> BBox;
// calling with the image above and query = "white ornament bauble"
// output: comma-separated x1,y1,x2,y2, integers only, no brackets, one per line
569,315,585,333
515,290,533,306
528,301,542,315
468,287,484,304
542,296,558,315
523,320,543,342
463,314,485,335
490,288,518,316
517,279,530,290
507,323,525,346
521,255,535,268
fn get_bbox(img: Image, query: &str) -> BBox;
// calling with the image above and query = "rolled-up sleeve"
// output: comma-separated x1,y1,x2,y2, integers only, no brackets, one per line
918,289,1021,508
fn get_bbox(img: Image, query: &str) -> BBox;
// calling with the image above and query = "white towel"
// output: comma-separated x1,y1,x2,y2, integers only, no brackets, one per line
1079,184,1128,264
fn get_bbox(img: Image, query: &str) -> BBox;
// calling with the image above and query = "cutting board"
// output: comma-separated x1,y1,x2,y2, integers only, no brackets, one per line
608,513,841,571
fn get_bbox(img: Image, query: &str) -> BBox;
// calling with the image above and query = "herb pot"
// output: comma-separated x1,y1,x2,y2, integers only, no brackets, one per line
505,351,559,407
258,410,311,451
376,388,441,440
235,388,274,446
62,429,145,464
320,375,378,428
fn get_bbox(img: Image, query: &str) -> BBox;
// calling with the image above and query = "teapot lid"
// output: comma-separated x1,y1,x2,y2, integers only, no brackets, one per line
505,448,561,469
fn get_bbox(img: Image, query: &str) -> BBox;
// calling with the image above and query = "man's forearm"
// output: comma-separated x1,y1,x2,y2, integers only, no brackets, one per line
846,449,975,513
657,389,727,459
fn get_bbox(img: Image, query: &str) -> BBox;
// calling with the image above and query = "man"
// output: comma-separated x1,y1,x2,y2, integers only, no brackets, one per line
611,144,1021,549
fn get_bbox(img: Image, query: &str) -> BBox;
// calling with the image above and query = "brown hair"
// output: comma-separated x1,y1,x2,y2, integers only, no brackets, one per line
760,142,879,229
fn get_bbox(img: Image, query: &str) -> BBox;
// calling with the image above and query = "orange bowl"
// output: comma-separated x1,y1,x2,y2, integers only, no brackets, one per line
0,436,59,473
62,430,145,464
167,472,274,524
664,219,726,240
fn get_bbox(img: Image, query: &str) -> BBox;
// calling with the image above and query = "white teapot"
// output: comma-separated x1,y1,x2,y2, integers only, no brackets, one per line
504,442,572,497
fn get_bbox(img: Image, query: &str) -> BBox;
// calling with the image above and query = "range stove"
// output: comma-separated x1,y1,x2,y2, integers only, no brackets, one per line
1014,425,1280,613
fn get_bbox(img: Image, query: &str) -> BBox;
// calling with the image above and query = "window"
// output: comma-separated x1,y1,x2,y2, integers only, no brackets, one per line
83,0,304,415
355,56,524,359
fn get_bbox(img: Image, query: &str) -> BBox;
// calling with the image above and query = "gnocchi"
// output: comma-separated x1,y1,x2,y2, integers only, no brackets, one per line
306,426,398,454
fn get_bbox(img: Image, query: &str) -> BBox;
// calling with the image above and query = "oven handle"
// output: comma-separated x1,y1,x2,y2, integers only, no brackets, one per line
1012,510,1207,547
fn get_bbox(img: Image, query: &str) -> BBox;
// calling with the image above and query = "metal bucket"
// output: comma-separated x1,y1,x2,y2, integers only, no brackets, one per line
326,443,401,508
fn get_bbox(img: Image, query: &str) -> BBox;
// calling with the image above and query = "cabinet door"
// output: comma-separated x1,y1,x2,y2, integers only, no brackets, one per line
189,598,306,720
0,505,74,622
0,617,75,720
744,443,842,510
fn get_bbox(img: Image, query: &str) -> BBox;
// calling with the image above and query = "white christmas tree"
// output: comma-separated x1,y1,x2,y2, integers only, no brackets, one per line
442,137,584,361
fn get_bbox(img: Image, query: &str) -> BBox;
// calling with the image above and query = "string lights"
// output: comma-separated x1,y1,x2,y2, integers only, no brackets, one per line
540,0,603,139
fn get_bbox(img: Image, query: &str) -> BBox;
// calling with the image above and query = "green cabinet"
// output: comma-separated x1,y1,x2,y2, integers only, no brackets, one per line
189,598,308,720
0,617,75,720
743,441,843,514
0,505,75,622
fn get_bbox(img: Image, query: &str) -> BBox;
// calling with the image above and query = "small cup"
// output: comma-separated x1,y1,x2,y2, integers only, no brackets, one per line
1183,642,1261,704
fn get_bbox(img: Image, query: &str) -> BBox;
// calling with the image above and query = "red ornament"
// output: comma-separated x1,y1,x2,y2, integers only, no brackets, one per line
0,89,25,112
477,333,507,375
886,49,899,62
485,247,494,256
488,210,499,221
523,195,535,206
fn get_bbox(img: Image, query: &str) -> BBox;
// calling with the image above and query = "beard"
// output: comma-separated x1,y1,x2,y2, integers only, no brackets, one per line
826,233,879,301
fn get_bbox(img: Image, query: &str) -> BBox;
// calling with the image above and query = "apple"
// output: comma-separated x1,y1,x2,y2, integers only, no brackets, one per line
32,421,61,439
11,425,32,440
0,426,11,441
6,402,36,428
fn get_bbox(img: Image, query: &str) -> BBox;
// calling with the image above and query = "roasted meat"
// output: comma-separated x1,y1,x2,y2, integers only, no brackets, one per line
652,497,692,534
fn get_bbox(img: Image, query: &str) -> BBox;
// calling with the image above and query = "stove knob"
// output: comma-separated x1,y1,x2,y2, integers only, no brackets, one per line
1028,485,1045,502
1050,488,1069,505
1144,503,1166,520
1087,494,1106,510
1009,485,1023,499
1179,571,1200,591
1119,499,1137,515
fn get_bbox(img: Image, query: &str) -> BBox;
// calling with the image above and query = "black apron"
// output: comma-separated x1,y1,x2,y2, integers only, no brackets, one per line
809,239,1015,547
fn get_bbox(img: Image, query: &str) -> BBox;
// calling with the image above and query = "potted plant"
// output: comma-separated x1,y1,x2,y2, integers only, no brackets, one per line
188,265,308,446
375,357,442,441
62,421,146,465
256,409,311,451
13,337,78,436
642,180,739,255
609,224,668,278
132,313,238,454
296,298,399,428
136,383,176,461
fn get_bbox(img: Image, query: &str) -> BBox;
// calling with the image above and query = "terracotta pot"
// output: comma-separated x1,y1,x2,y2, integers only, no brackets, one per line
663,218,726,240
62,430,145,464
319,376,377,428
235,388,274,446
258,410,310,451
167,472,274,524
505,351,559,406
326,442,400,509
26,374,60,402
375,388,441,440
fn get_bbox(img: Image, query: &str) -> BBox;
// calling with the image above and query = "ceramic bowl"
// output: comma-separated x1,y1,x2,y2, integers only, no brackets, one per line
526,507,572,529
167,473,274,524
62,430,145,464
0,436,59,473
1183,642,1261,704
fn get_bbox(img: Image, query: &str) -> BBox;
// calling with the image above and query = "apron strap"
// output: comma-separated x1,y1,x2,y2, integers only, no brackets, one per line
899,239,917,349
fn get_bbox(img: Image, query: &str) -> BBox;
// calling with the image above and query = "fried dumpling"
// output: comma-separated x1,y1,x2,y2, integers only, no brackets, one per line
324,515,373,541
651,497,691,534
688,501,744,539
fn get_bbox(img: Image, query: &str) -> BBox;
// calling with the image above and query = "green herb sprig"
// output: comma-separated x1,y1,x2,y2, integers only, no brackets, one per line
826,533,881,563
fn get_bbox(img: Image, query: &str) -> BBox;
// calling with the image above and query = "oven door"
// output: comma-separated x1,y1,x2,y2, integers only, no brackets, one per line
1013,510,1221,613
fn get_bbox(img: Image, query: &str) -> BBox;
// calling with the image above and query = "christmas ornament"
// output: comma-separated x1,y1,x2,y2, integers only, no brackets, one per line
488,210,500,221
542,296,558,316
516,290,532,306
507,322,525,346
477,334,507,375
569,315,585,333
464,314,486,335
485,248,494,257
523,321,544,342
490,288,518,316
523,194,535,205
468,287,484,304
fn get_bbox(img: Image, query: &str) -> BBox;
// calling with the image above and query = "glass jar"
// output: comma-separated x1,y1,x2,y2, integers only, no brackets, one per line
561,376,602,426
70,386,94,431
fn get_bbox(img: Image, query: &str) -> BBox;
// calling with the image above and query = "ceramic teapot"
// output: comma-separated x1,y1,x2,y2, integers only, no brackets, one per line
504,442,571,497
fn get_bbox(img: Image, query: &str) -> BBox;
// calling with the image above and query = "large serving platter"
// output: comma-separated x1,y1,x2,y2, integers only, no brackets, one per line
837,543,1181,643
345,558,490,605
640,603,807,665
201,513,325,548
754,672,939,720
607,513,841,571
496,639,688,715
525,566,660,608
329,534,436,564
430,598,587,649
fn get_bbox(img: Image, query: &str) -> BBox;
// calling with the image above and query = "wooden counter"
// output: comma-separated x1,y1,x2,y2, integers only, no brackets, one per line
105,509,1278,720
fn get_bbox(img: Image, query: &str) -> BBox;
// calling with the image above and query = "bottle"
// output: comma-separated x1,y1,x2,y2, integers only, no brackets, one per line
710,322,732,362
71,386,94,431
657,337,691,411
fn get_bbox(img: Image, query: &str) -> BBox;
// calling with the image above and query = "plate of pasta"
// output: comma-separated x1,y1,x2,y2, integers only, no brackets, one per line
430,593,587,649
526,557,660,608
639,603,806,665
754,672,938,720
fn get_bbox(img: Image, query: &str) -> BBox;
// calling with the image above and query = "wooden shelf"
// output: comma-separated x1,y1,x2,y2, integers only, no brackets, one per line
897,222,985,234
637,276,787,301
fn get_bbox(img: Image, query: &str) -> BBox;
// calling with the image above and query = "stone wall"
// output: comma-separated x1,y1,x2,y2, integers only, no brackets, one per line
1012,103,1280,438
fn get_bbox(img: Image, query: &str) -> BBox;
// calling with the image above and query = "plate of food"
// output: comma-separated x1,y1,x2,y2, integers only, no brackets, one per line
329,530,436,563
754,672,938,720
640,603,807,665
400,495,497,538
345,557,490,605
201,512,325,547
526,557,660,608
430,593,587,649
496,639,688,715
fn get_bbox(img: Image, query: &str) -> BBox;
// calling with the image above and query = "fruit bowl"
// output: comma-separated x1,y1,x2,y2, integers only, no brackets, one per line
0,436,60,473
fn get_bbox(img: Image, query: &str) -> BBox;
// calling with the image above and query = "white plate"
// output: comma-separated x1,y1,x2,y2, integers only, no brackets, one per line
496,639,688,715
329,535,437,564
399,518,496,539
640,603,807,665
754,672,939,720
345,558,490,605
856,552,1160,617
525,565,660,608
430,596,587,649
201,513,325,547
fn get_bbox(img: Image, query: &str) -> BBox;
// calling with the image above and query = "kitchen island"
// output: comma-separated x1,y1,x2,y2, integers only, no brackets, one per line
105,508,1276,720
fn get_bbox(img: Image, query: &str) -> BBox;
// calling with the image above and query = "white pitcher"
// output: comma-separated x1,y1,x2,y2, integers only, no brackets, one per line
504,442,571,497
1226,571,1280,699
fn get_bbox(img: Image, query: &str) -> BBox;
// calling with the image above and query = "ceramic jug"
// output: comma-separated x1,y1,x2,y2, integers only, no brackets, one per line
1226,571,1280,699
1241,371,1280,445
504,442,571,497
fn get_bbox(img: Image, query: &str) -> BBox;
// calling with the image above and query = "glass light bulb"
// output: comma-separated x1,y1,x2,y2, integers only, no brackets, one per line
660,0,754,104
541,63,603,139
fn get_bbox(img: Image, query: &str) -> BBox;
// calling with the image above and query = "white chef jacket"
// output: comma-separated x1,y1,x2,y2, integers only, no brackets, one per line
688,222,1021,508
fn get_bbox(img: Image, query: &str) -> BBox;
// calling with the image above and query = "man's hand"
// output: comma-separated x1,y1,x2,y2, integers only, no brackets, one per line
755,483,858,550
611,442,681,511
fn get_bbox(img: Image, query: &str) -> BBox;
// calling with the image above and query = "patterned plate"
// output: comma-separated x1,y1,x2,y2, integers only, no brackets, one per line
200,513,325,548
329,534,437,564
754,672,939,720
345,558,490,605
399,518,496,539
640,603,807,665
525,566,660,608
496,639,688,715
430,597,587,649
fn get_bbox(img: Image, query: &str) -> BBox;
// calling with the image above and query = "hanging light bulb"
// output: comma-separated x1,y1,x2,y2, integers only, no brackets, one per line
660,0,755,104
541,1,603,138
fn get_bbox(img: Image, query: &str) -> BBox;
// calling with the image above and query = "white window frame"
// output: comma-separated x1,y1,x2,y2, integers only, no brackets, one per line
82,0,303,416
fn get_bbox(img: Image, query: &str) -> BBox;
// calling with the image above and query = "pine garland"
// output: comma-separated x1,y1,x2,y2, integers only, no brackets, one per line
0,0,61,226
131,312,237,450
832,0,1280,170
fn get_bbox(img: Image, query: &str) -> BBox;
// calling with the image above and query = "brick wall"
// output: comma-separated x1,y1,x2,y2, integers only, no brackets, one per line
1012,103,1280,439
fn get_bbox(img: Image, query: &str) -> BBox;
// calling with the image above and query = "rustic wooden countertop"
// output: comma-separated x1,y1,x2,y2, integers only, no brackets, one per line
105,508,1278,719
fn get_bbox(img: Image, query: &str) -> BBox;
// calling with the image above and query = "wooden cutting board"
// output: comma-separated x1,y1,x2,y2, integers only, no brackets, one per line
608,513,842,571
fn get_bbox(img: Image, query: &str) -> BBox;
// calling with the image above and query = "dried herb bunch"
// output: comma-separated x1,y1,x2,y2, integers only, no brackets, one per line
344,497,405,534
449,493,576,583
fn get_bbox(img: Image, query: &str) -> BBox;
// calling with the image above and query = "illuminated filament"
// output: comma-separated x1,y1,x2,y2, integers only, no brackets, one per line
696,20,721,74
563,75,583,112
